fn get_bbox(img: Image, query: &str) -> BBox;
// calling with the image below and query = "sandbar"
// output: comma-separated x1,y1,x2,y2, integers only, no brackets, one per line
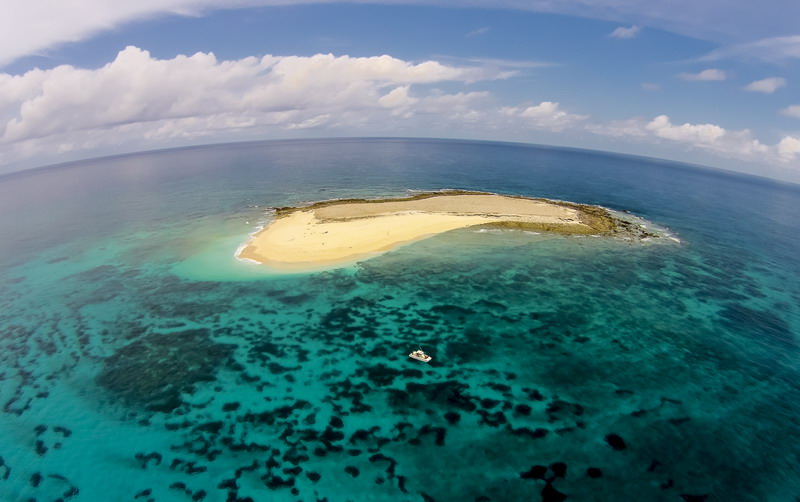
237,192,618,271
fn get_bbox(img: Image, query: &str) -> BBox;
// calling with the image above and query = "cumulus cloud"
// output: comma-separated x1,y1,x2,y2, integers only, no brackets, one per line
501,101,588,132
645,115,726,144
743,77,786,93
375,86,491,122
609,25,640,39
777,136,800,161
677,69,727,81
781,105,800,118
418,90,490,115
0,46,512,165
589,114,800,166
2,44,798,174
378,86,418,114
643,116,776,162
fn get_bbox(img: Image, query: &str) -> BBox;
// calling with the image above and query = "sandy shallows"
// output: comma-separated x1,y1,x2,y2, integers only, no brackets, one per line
237,193,593,271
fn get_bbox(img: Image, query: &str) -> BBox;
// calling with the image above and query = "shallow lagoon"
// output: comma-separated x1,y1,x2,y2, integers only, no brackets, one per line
0,139,798,501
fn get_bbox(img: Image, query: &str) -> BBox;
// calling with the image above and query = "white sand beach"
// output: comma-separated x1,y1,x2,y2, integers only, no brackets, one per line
237,193,594,271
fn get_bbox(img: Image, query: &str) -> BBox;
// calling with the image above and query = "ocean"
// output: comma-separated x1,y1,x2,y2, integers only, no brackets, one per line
0,138,798,501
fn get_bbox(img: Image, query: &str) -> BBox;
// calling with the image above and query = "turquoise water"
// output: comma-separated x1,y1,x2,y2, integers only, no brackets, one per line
0,139,798,501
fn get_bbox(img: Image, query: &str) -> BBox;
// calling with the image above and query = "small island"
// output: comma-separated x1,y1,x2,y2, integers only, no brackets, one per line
237,191,649,271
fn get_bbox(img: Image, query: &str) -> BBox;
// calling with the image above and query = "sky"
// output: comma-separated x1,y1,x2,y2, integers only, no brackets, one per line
1,1,800,182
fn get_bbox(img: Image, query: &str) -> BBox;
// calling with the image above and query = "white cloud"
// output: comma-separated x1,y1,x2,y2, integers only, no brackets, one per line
2,43,798,175
378,85,419,118
587,117,650,140
743,77,786,93
645,115,726,144
700,35,800,63
419,90,490,114
501,101,588,132
677,69,727,81
0,46,512,165
777,136,800,161
287,114,332,129
0,0,202,67
466,27,490,37
780,105,800,118
379,86,418,112
609,25,640,39
588,114,800,166
4,1,800,67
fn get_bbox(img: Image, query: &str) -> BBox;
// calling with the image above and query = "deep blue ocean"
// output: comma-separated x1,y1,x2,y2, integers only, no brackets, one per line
0,138,798,502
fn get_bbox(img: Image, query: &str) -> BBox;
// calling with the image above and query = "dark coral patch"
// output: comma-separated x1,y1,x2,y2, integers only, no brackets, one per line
549,462,567,478
267,361,300,374
53,426,72,437
418,425,447,446
217,478,237,490
321,427,345,443
520,465,548,480
194,421,224,434
265,475,295,490
30,472,43,487
283,466,303,476
222,402,240,412
604,433,627,451
587,468,603,478
431,304,475,317
169,481,189,492
97,329,236,413
514,404,532,415
507,426,548,440
356,364,423,386
480,398,500,409
477,410,507,427
389,380,477,412
443,411,461,425
523,388,546,401
545,399,584,422
541,481,567,502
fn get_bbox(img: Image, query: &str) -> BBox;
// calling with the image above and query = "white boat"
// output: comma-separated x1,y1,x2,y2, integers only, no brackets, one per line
409,349,432,363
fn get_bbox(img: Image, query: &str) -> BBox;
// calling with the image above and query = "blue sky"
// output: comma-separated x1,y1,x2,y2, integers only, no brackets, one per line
1,1,799,181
